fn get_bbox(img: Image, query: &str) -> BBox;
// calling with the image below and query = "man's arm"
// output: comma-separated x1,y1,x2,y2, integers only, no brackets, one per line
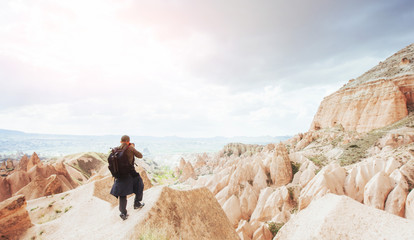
131,147,143,158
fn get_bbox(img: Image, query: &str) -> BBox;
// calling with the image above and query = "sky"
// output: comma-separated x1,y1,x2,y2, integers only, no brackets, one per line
0,0,414,137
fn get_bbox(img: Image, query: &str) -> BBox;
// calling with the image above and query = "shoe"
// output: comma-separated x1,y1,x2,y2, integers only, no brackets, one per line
134,202,145,209
120,213,129,220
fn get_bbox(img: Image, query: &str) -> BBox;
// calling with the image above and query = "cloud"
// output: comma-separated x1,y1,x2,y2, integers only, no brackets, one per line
0,0,413,137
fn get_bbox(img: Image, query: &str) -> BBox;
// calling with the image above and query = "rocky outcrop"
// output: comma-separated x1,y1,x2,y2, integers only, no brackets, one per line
275,194,414,240
270,144,292,187
310,43,414,133
0,154,78,202
0,195,32,240
298,163,346,210
22,185,239,240
363,171,393,210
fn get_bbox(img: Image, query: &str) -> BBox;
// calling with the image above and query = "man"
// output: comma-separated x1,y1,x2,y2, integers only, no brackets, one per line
110,135,145,220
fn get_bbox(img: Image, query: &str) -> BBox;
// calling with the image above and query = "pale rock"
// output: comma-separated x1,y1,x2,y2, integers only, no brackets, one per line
384,184,408,217
363,171,393,210
389,169,409,189
299,169,315,188
299,163,346,210
253,164,268,194
400,160,414,187
275,193,414,240
216,186,231,206
223,195,242,227
252,223,273,240
240,182,258,220
405,189,414,220
250,187,274,223
179,161,197,182
270,144,292,187
236,220,254,239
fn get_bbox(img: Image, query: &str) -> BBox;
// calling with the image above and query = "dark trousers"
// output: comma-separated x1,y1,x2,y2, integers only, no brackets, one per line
119,196,127,215
133,174,144,203
118,174,144,215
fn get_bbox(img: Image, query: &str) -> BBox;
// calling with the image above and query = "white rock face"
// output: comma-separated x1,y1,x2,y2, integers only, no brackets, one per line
275,194,414,240
270,144,292,187
240,182,258,220
363,171,393,210
405,189,414,220
298,163,346,210
222,195,242,228
385,184,408,217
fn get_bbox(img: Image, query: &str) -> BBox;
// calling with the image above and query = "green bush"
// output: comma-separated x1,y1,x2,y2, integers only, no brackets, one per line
267,222,284,237
291,162,301,175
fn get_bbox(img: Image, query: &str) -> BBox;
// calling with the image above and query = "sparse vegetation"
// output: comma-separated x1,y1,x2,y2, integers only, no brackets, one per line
308,155,327,167
267,222,284,237
152,166,176,185
61,193,70,200
30,206,39,211
55,209,62,214
138,225,168,240
48,201,56,208
64,206,73,213
291,162,301,175
339,113,414,166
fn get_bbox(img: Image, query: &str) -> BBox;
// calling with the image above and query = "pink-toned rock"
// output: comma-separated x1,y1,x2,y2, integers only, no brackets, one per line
250,187,274,223
179,161,197,182
223,195,242,227
0,195,32,239
240,182,258,220
270,144,292,187
299,169,315,188
384,184,408,217
252,223,273,240
27,152,42,171
310,65,413,133
299,163,346,210
378,128,414,148
17,155,29,171
363,171,393,210
236,220,254,239
253,164,268,193
405,189,414,220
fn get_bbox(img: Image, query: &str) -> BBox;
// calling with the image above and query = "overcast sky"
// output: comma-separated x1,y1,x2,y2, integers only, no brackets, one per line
0,0,413,137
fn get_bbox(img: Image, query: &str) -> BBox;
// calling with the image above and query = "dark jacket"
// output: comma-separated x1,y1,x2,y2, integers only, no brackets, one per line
110,143,143,197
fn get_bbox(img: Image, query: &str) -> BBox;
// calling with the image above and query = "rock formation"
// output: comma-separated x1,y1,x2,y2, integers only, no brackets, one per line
0,153,78,202
310,43,414,132
275,194,414,240
0,195,32,239
22,185,239,240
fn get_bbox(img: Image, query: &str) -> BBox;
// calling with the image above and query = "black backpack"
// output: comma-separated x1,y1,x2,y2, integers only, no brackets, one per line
108,145,132,178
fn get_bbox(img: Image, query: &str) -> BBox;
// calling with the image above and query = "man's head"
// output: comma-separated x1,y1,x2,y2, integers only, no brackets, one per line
120,135,130,143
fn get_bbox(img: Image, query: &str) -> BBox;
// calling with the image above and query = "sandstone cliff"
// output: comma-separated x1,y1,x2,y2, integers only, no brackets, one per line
311,43,414,132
